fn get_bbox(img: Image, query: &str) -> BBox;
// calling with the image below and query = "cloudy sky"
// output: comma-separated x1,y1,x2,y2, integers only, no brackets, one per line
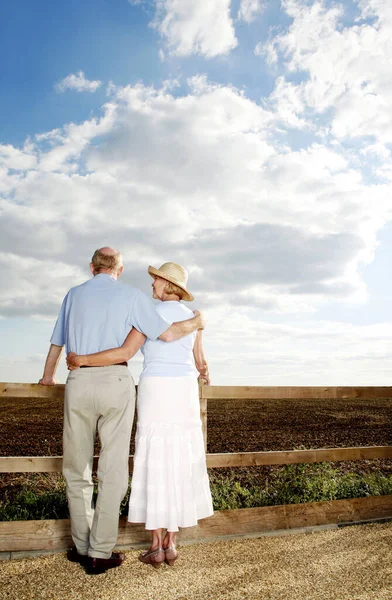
1,0,392,385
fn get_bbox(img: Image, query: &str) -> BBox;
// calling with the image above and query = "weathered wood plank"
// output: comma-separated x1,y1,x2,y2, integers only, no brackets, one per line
1,495,392,552
200,398,207,452
200,386,392,400
178,495,392,540
0,457,64,473
0,383,140,399
0,382,65,400
0,519,73,552
199,380,208,451
2,382,392,401
206,446,392,467
2,446,391,473
191,495,392,539
0,456,134,473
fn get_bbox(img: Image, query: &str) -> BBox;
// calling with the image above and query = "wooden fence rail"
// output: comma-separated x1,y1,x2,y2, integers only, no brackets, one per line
3,496,392,555
1,383,392,555
2,446,392,473
3,382,392,399
199,385,392,400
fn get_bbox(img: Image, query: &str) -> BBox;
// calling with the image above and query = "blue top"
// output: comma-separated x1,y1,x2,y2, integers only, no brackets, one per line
50,274,172,354
140,301,197,378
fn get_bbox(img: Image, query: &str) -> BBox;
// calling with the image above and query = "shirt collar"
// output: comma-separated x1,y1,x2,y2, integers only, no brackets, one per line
93,273,117,282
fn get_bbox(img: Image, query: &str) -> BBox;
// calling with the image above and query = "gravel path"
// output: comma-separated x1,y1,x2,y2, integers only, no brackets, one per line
1,523,391,600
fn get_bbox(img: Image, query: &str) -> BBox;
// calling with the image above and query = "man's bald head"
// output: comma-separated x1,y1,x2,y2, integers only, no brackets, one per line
90,247,123,277
98,246,118,256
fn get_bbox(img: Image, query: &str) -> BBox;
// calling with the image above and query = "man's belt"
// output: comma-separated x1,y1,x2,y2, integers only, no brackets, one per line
80,362,128,369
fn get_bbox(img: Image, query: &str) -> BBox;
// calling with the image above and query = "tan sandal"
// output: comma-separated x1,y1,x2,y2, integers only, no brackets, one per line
164,546,178,566
138,547,165,568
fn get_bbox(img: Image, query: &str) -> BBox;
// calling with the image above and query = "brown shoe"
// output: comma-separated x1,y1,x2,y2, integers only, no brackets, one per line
85,552,125,574
67,547,88,566
138,547,165,568
164,546,178,566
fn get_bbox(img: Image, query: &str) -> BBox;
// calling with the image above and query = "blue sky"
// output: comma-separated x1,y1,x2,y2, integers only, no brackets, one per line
0,0,288,144
0,0,157,144
1,0,392,385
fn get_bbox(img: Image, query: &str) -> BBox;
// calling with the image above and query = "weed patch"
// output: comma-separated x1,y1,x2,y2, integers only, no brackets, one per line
1,464,392,520
209,463,392,510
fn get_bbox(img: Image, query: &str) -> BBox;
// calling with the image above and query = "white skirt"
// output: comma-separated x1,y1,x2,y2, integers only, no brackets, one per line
128,376,214,531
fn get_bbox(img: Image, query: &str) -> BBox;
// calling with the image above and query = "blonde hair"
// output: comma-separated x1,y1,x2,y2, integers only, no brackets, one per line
91,249,122,274
164,280,185,300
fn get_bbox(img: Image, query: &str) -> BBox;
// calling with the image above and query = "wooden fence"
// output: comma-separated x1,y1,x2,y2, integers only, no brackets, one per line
1,383,392,555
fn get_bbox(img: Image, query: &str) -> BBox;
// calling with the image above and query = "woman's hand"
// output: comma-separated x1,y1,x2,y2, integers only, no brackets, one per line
66,352,82,370
193,329,210,385
193,309,205,330
198,374,211,386
39,377,59,385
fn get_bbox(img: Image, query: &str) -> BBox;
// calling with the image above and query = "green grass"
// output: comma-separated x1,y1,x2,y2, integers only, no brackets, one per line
1,464,392,521
209,463,392,510
0,474,69,521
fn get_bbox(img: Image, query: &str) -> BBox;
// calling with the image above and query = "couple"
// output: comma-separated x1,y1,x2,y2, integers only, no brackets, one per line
40,247,213,574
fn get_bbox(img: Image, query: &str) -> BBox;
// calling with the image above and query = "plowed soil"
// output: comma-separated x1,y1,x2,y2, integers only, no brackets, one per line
1,395,391,455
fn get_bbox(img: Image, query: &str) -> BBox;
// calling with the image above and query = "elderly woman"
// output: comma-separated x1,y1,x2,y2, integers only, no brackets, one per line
67,262,213,568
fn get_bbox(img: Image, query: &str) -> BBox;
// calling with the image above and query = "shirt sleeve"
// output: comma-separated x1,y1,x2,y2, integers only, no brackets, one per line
50,294,68,346
131,290,172,340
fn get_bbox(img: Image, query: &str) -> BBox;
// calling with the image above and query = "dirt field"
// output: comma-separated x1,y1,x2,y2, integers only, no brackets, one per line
1,395,391,456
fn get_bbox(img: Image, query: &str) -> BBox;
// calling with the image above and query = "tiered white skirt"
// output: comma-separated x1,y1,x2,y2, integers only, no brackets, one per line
128,376,214,532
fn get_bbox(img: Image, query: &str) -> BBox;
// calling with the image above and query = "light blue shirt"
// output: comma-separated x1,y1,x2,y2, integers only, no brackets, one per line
140,301,197,379
50,274,172,354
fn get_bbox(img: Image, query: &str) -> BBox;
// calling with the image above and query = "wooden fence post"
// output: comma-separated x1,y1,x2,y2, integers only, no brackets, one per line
199,380,207,452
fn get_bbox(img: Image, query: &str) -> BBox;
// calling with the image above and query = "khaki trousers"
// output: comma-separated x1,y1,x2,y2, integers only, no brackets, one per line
63,366,135,559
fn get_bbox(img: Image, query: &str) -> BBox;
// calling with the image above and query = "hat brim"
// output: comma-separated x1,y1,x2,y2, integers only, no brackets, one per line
148,266,194,302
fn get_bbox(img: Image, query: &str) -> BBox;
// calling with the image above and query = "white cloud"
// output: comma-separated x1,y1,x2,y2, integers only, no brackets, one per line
267,76,308,129
0,253,84,317
254,41,265,57
238,0,264,23
3,313,392,385
0,144,37,171
360,143,391,161
1,77,391,324
263,0,392,142
152,0,238,57
203,306,392,385
55,71,102,93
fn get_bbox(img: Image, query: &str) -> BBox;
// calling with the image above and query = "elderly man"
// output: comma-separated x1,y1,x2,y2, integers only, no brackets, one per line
39,247,204,574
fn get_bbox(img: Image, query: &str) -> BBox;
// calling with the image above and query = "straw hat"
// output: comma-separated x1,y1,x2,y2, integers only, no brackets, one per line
148,262,194,302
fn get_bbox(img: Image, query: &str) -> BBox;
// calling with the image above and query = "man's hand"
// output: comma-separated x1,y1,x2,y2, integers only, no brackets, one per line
66,352,81,370
193,309,205,330
40,344,63,386
39,377,59,386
